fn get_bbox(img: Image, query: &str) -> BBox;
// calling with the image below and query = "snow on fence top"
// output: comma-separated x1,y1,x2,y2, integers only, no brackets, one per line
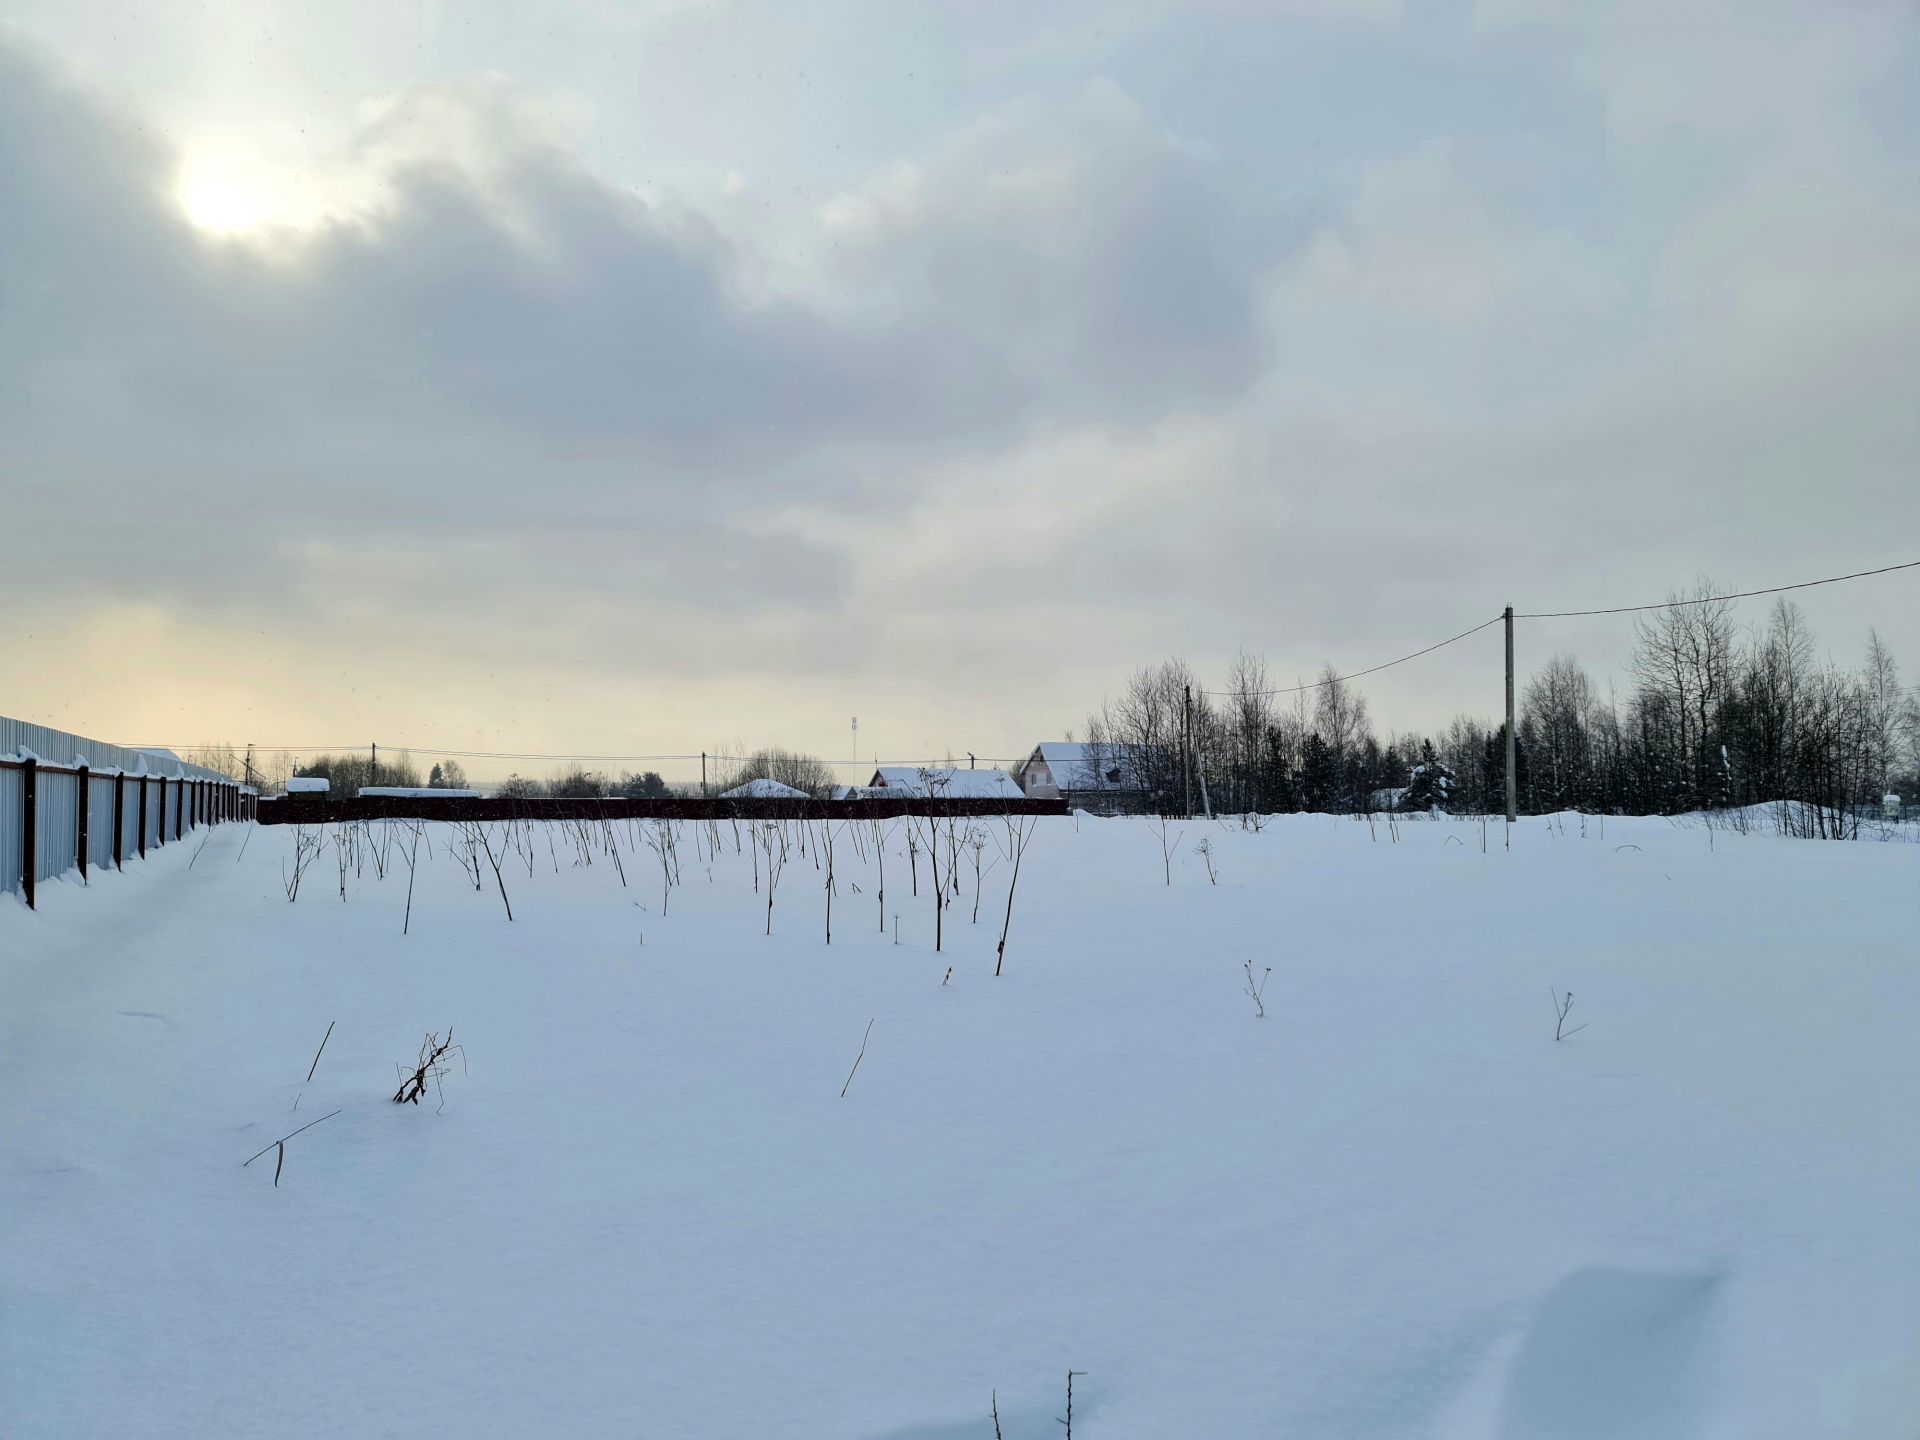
359,787,481,799
0,716,234,782
3,713,251,903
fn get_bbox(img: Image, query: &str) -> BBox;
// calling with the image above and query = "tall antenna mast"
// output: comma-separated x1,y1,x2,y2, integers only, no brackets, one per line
851,717,859,782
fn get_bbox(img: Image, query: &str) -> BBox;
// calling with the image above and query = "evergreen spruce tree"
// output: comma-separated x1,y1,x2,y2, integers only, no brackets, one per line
1400,738,1457,813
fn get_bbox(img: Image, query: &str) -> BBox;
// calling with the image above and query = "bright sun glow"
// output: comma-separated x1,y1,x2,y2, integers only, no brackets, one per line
175,142,321,236
178,170,265,233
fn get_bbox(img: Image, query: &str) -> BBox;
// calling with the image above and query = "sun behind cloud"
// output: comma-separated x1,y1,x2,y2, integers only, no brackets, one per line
173,138,346,236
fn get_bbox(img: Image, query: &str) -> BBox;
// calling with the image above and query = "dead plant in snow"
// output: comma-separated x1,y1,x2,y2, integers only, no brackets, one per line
281,825,322,902
760,821,787,935
966,825,996,923
645,820,676,916
464,823,515,921
994,813,1039,978
393,1028,465,1109
1153,814,1182,885
1243,958,1270,1018
1195,837,1217,885
1550,987,1587,1041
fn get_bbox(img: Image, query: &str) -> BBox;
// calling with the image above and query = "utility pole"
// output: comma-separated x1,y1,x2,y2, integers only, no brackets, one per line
370,741,378,792
967,752,975,770
1182,684,1194,819
701,751,707,797
1504,606,1517,824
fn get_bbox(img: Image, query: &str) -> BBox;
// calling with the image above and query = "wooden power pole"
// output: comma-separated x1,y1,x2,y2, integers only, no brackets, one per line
1504,605,1517,823
1182,684,1194,818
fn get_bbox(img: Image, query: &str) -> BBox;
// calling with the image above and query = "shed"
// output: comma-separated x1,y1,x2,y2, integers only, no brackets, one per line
285,776,331,795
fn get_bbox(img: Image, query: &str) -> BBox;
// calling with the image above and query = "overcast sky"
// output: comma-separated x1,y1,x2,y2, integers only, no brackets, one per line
3,1,1916,782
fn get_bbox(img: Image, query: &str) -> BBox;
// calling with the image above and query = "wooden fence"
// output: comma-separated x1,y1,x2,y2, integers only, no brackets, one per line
257,794,1068,825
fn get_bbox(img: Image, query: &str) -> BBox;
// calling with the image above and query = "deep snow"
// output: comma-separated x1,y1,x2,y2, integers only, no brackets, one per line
3,812,1916,1438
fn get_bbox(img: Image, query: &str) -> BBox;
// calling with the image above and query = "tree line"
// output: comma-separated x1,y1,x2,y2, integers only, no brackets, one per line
1084,588,1919,834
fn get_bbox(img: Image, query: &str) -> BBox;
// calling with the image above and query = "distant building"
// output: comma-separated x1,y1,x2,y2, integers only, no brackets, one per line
720,778,811,799
285,776,331,795
1014,743,1155,814
866,767,1024,799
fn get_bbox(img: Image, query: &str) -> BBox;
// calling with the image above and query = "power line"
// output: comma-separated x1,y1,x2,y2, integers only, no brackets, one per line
1201,614,1505,698
1198,557,1918,698
1514,558,1920,619
135,559,1919,749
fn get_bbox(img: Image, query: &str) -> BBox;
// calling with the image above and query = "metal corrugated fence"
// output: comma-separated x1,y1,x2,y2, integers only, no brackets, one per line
0,767,20,900
36,771,78,887
87,776,116,872
2,714,257,907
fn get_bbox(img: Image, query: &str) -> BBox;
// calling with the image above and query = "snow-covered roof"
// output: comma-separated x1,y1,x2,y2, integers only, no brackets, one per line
720,778,811,799
285,776,331,794
867,767,1022,798
1025,742,1147,791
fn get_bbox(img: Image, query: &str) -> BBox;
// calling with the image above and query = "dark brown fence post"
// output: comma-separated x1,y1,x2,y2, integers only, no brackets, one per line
113,773,125,869
76,765,89,883
174,779,183,841
138,778,149,858
21,757,37,910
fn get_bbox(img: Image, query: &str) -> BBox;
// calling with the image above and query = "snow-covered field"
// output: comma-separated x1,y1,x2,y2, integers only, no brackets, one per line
3,812,1916,1438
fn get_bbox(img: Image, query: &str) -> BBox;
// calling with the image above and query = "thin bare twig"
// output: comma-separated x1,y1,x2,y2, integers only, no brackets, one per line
243,1109,343,1167
1059,1371,1087,1439
840,1018,875,1098
305,1020,335,1083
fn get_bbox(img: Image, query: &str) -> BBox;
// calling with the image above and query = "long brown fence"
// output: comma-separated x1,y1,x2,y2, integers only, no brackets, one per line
257,794,1067,825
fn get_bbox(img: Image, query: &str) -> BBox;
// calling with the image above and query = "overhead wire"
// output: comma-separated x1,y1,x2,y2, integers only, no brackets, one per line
135,558,1919,747
1201,557,1919,697
1200,615,1504,698
1513,558,1920,619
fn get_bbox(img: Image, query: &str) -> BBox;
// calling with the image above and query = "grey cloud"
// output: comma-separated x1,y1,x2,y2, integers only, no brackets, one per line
817,81,1274,423
0,42,1276,641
